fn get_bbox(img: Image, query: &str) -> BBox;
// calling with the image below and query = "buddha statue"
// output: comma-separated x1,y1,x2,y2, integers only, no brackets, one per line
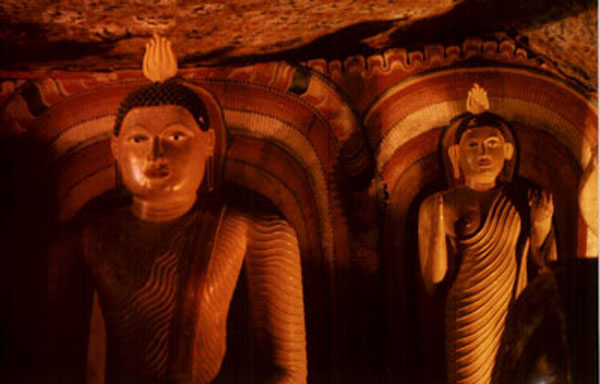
418,84,557,384
47,36,307,383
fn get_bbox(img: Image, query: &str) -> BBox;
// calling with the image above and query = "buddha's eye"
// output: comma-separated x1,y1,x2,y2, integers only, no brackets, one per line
130,134,149,143
487,138,500,147
467,141,478,148
167,131,187,142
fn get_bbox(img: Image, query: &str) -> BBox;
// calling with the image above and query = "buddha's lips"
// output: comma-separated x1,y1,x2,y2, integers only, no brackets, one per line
478,158,492,167
144,166,170,178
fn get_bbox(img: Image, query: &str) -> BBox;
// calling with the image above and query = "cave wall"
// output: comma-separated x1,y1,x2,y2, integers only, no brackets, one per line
0,35,597,382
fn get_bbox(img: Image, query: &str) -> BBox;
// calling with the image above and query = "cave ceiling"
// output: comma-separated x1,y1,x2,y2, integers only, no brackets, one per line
0,0,597,91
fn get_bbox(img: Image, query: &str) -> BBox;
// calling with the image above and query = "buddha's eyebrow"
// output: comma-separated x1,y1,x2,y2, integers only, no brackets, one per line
486,133,501,139
164,122,195,132
128,124,149,131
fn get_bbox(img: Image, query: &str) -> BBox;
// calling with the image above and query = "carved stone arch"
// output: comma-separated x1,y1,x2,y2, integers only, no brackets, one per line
362,64,597,380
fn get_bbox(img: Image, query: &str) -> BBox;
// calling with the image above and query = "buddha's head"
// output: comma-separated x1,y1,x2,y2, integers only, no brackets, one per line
447,112,514,190
111,79,215,206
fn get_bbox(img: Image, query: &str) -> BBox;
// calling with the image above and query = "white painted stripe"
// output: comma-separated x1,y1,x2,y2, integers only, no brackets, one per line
50,115,114,159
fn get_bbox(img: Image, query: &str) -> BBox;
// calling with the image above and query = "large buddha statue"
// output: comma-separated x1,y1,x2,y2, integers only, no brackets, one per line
418,85,557,384
47,36,307,383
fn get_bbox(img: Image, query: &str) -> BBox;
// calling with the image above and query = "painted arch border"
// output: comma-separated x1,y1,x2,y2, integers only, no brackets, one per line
364,65,597,177
363,64,598,266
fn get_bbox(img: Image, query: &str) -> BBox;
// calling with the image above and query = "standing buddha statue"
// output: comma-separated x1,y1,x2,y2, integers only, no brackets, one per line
418,84,557,384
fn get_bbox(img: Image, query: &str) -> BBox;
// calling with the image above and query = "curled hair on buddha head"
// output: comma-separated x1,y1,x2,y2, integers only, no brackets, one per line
113,77,210,137
453,111,512,144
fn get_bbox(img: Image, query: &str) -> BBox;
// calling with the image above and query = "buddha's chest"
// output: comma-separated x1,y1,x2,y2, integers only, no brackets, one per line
452,205,484,238
446,189,507,238
93,234,179,297
96,247,184,317
84,213,201,314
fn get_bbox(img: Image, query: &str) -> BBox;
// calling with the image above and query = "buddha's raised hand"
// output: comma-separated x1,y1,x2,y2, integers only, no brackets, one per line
529,189,554,224
528,188,554,252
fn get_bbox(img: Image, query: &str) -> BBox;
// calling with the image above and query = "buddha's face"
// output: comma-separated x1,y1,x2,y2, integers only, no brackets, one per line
111,105,215,202
449,126,514,189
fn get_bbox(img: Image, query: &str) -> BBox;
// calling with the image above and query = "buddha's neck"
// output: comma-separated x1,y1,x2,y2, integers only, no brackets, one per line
131,195,196,223
464,179,497,191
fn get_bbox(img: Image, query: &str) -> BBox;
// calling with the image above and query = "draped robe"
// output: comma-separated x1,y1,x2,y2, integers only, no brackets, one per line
445,190,527,384
48,197,307,383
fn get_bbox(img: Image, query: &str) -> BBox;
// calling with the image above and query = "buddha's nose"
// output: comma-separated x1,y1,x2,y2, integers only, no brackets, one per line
150,137,165,160
479,143,487,155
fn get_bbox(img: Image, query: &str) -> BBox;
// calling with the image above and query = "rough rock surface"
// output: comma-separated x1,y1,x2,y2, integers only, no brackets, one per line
0,0,596,90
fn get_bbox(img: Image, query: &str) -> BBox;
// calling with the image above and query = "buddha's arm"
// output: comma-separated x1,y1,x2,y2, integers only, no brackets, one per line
191,210,248,383
529,189,557,269
246,215,307,383
418,193,448,293
46,223,94,382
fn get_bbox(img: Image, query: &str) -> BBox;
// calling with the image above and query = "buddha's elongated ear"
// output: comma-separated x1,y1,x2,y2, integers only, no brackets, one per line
111,136,119,161
448,144,461,179
205,128,215,155
504,142,514,160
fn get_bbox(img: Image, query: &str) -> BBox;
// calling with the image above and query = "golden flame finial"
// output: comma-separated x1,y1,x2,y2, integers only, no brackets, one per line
466,83,490,115
143,34,178,83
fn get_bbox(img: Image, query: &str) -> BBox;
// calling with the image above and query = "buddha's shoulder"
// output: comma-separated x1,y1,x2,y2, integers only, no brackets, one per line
221,207,296,238
420,188,457,210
